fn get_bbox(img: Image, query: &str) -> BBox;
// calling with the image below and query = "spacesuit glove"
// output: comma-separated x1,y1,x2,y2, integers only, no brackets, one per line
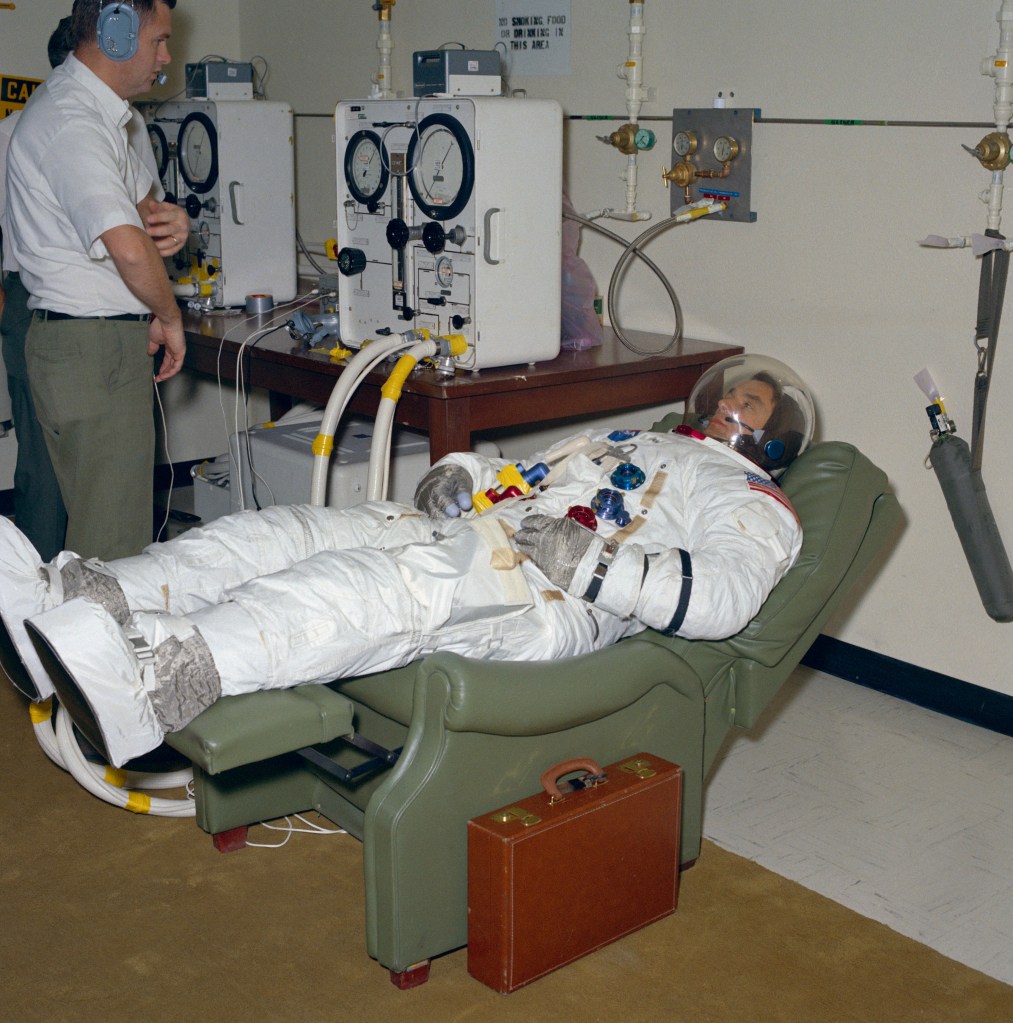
414,464,475,518
512,514,598,591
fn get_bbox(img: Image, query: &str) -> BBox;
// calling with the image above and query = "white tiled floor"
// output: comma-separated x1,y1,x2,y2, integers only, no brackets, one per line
703,667,1013,986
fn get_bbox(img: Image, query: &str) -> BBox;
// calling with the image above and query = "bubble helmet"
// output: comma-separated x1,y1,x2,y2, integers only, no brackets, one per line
686,354,816,478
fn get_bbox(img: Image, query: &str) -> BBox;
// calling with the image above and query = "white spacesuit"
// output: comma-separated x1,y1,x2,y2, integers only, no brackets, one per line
1,354,814,767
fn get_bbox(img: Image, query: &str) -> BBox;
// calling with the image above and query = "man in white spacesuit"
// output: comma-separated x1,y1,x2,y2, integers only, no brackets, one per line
0,355,815,768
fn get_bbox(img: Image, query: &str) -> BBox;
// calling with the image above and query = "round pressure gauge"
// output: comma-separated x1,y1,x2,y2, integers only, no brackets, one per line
434,255,454,288
344,129,389,209
673,130,697,158
712,135,740,163
147,123,169,182
634,126,656,151
177,111,218,194
198,221,211,246
407,112,475,221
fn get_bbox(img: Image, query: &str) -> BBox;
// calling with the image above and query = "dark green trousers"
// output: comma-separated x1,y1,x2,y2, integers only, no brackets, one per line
25,313,154,560
1,273,67,561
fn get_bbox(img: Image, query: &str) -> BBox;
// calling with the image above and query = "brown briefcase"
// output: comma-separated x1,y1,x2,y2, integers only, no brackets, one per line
467,753,682,993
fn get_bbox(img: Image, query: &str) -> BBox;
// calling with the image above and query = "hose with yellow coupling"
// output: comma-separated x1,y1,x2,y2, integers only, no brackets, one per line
367,334,468,501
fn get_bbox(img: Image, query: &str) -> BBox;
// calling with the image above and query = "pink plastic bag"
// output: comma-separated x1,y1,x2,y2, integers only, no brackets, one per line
560,193,603,350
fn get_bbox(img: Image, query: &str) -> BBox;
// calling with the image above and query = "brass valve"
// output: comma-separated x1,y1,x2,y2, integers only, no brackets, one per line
974,131,1011,171
605,123,638,155
661,161,696,189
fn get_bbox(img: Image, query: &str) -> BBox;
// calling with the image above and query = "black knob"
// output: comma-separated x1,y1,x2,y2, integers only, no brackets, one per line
451,314,470,330
184,193,202,219
336,247,368,276
422,221,446,254
386,218,410,249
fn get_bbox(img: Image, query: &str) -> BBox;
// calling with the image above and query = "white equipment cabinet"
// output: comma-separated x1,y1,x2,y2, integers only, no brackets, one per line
335,96,563,371
141,99,297,308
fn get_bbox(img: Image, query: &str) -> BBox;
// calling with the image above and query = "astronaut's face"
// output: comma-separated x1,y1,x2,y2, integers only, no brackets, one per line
703,378,776,442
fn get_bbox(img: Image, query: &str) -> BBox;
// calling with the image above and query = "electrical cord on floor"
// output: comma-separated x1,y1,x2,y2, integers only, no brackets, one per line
245,813,348,849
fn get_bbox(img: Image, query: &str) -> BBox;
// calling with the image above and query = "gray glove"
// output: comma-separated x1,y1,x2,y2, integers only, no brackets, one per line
414,464,474,518
512,514,597,590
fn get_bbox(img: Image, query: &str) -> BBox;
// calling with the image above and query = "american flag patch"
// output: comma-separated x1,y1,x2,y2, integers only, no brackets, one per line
745,471,799,522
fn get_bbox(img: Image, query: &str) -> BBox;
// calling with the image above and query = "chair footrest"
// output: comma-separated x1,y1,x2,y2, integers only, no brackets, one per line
165,685,355,775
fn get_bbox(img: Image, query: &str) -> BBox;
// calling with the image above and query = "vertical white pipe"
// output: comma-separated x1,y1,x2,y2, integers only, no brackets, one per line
624,2,646,125
370,5,394,99
614,1,649,221
981,2,1013,231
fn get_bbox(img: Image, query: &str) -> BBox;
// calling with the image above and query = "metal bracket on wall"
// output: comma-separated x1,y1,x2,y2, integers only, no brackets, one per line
667,107,757,223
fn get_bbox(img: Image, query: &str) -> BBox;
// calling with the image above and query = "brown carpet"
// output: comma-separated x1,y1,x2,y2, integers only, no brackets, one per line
1,676,1010,1023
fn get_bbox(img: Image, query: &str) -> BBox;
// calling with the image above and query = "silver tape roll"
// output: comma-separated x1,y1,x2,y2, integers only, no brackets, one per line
245,293,274,315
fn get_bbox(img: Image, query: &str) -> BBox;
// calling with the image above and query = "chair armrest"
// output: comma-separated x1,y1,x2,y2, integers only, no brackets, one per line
416,641,703,737
166,685,355,774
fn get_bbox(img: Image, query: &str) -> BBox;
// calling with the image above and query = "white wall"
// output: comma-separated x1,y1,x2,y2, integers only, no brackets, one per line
3,1,1011,691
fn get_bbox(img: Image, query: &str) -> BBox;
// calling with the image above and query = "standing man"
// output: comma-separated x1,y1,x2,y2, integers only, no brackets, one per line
0,18,76,561
6,1,187,560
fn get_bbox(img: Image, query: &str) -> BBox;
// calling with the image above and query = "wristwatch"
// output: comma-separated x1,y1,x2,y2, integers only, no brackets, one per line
582,537,619,603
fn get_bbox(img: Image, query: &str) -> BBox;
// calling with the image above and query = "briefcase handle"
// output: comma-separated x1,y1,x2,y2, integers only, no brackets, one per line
540,758,607,802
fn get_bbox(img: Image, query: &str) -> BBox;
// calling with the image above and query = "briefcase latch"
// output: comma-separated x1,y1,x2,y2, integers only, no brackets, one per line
619,757,657,778
490,806,542,826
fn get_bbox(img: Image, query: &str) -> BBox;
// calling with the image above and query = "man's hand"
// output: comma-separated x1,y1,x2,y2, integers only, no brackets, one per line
139,197,188,258
149,315,186,382
414,464,474,518
512,514,597,590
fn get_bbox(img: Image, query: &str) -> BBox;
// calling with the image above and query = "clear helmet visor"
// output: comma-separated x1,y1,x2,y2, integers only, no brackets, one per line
687,354,816,477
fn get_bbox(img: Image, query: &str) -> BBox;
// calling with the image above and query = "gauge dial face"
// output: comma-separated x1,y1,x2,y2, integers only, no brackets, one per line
434,255,454,288
344,129,389,207
198,221,211,245
147,123,169,181
634,126,656,151
712,135,740,162
407,113,475,221
177,111,218,194
673,130,697,157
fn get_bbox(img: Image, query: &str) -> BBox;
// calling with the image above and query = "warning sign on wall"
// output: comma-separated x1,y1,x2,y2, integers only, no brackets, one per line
495,0,571,77
1,74,42,119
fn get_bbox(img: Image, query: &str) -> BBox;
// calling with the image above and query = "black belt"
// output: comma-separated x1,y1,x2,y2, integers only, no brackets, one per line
34,309,150,322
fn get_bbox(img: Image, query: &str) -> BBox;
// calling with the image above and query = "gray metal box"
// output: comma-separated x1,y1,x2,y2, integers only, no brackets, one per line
185,62,254,100
413,50,501,96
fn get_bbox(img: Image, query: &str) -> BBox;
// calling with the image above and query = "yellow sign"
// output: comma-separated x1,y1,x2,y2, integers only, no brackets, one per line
1,74,43,119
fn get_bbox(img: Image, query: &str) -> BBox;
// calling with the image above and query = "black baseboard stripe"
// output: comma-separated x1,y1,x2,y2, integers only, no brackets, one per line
803,635,1013,739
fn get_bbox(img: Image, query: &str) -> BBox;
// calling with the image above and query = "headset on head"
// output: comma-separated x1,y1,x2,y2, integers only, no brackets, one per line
97,1,139,62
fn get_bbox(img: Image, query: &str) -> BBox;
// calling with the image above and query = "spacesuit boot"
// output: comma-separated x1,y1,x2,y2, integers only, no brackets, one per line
0,516,131,701
25,596,220,768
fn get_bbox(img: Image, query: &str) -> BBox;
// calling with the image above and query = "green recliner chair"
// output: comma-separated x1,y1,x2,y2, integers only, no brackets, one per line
165,430,901,985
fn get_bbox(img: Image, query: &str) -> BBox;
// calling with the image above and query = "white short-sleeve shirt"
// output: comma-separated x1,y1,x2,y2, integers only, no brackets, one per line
6,55,158,315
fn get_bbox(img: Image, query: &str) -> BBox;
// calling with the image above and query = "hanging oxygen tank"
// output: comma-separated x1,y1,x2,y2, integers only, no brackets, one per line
913,1,1013,623
928,431,1013,622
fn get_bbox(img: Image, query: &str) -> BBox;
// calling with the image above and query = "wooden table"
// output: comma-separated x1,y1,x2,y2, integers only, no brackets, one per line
181,310,743,462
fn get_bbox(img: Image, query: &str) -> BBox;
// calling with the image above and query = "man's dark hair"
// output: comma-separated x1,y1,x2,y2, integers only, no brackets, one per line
48,17,74,68
70,0,177,50
738,372,804,475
